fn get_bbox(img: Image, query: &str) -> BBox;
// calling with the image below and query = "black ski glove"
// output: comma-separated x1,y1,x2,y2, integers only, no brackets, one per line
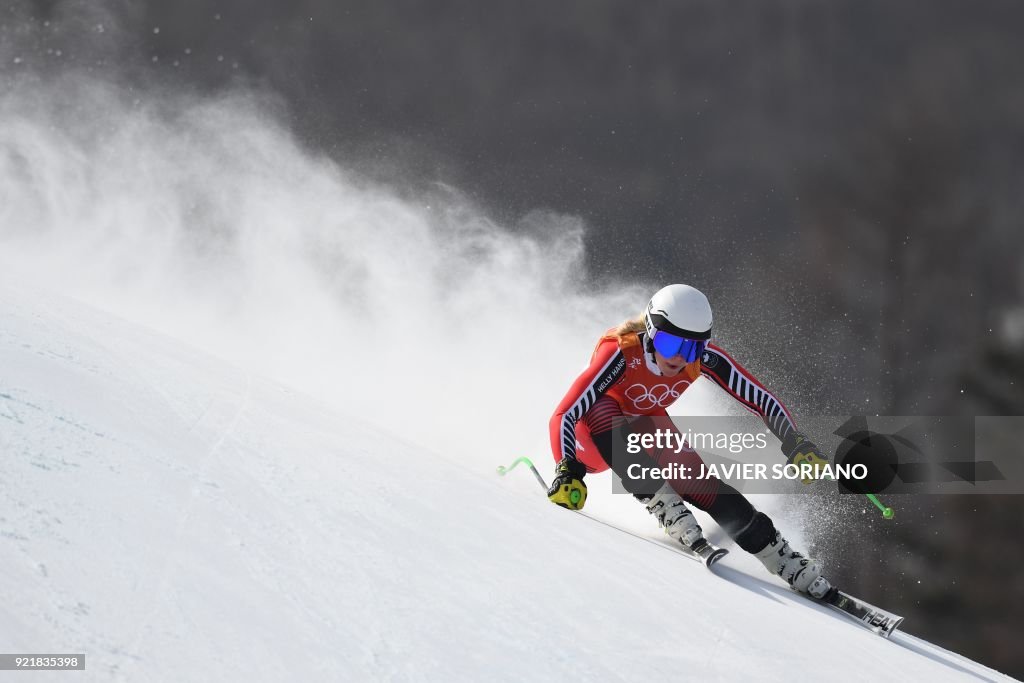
548,457,588,510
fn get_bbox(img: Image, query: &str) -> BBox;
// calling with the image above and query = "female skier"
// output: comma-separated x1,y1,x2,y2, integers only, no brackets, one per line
548,284,832,597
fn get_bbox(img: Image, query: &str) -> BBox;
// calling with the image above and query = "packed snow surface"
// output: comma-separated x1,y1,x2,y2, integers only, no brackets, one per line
0,281,1016,682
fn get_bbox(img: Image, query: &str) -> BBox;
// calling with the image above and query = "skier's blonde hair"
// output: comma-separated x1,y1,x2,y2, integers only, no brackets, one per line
613,313,646,337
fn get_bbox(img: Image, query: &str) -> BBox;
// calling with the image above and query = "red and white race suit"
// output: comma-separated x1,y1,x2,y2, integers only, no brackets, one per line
548,330,797,506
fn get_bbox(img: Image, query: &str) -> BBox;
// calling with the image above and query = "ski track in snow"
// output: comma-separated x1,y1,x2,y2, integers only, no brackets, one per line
0,280,1018,683
118,365,253,683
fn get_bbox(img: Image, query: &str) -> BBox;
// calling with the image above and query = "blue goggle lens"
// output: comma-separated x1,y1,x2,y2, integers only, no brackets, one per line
651,331,707,362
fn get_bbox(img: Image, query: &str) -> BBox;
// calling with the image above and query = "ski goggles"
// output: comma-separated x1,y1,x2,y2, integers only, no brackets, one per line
650,330,707,362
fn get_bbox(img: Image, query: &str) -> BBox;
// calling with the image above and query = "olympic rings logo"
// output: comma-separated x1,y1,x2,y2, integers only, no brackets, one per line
623,380,691,410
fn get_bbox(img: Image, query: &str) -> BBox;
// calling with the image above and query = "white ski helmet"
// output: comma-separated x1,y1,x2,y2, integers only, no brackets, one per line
644,284,713,360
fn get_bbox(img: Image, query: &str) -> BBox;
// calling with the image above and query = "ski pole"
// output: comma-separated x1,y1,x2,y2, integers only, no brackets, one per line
820,473,895,519
865,492,895,519
496,456,549,491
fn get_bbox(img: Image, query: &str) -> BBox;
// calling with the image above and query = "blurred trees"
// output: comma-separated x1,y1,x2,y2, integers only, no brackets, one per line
797,45,1024,677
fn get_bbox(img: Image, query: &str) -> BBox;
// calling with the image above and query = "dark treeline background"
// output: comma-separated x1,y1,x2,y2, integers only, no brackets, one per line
15,0,1024,675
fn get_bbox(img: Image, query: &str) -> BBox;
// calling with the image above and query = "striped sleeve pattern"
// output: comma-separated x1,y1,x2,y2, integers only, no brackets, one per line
549,340,627,463
699,343,797,445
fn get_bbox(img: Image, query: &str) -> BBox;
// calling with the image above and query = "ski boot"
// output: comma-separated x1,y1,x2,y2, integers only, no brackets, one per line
754,530,831,598
636,484,704,549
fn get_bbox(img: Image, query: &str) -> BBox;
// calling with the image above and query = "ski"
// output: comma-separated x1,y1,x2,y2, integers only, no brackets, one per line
497,457,730,570
681,537,730,567
815,587,904,638
497,456,906,637
497,457,907,634
576,511,729,568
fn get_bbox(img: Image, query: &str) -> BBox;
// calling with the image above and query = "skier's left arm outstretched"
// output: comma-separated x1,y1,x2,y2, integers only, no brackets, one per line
699,343,828,482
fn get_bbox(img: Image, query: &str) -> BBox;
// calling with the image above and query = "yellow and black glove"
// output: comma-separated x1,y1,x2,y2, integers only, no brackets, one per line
548,457,588,510
783,433,829,485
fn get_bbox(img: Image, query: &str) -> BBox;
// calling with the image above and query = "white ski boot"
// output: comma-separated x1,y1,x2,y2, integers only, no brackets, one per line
638,484,704,548
754,531,831,598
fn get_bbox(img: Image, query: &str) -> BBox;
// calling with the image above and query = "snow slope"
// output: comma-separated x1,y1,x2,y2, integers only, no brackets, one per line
0,282,1016,683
